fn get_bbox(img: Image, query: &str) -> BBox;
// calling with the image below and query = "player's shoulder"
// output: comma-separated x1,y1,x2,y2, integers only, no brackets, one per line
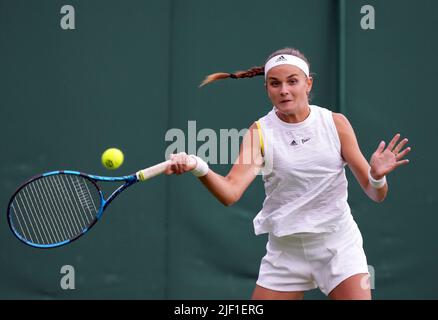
249,120,259,129
331,111,350,126
332,111,348,122
331,111,355,137
245,122,260,141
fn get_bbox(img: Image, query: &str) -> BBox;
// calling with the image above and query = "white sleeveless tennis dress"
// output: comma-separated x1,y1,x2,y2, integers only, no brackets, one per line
254,105,369,295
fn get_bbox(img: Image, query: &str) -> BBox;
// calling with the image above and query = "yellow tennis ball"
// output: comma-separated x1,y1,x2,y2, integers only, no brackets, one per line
101,148,124,170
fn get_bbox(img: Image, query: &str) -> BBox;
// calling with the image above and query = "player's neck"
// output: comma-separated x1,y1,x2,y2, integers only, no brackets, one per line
275,104,311,123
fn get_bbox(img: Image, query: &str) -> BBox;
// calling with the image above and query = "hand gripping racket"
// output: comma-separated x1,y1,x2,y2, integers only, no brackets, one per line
7,160,171,248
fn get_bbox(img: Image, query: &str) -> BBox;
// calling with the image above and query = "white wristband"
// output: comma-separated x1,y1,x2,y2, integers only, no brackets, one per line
368,169,386,189
189,155,209,177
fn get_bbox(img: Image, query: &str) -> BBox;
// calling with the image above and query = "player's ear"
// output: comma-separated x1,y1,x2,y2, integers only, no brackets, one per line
265,82,271,99
306,76,313,94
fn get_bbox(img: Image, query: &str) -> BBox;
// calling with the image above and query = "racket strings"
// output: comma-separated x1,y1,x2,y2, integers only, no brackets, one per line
9,174,101,246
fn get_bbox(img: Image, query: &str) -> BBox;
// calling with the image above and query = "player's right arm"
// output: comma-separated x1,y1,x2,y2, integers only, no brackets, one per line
166,123,263,206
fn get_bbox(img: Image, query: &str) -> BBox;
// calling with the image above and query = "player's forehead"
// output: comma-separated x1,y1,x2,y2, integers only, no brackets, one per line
266,65,304,80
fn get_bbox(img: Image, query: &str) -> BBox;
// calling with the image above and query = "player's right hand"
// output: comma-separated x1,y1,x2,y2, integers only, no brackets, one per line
165,152,197,175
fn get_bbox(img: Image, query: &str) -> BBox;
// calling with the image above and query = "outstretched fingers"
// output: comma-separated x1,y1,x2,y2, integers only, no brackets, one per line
394,158,410,168
393,137,409,155
393,134,412,168
386,133,401,153
376,140,386,154
388,134,411,164
395,146,411,162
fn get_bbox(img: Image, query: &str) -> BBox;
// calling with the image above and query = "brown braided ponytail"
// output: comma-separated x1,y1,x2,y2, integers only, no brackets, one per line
199,48,310,87
199,66,264,87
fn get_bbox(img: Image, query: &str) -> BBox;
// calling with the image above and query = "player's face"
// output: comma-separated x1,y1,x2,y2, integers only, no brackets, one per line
265,64,312,115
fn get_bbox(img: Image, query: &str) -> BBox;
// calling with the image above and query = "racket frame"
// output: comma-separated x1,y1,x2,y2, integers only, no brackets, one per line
7,170,138,249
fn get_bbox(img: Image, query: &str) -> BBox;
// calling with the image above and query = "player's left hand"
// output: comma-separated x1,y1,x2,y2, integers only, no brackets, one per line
369,133,411,179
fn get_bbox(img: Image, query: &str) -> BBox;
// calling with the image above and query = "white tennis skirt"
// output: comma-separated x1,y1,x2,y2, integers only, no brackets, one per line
256,218,369,296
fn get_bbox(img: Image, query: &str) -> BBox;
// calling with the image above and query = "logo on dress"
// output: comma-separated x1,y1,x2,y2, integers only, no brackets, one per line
290,137,311,146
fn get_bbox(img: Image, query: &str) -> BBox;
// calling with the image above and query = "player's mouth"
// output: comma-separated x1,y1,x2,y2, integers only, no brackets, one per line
280,99,293,104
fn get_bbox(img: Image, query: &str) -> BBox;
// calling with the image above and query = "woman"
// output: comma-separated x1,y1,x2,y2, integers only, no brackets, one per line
165,48,411,300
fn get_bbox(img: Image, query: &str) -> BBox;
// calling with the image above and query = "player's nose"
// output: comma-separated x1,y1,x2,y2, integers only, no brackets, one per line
279,84,289,95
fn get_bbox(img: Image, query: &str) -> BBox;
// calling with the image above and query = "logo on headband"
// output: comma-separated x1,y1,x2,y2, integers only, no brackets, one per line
275,55,287,62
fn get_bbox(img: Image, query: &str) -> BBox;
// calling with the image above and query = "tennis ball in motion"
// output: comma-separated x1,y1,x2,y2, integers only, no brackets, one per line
101,148,124,169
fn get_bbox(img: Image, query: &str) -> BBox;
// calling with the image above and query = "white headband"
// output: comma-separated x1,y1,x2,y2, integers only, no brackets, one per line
264,54,310,79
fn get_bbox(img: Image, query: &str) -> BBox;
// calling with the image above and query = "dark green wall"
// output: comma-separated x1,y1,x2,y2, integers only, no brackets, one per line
0,0,172,299
344,0,438,299
0,0,435,299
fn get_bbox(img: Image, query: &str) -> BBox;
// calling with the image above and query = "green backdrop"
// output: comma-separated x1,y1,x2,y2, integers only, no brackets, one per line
0,0,435,299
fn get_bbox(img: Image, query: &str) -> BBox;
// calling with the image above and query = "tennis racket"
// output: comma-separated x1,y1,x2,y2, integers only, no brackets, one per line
7,160,172,249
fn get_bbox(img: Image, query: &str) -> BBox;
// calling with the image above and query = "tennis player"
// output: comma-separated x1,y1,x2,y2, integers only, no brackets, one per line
165,48,411,300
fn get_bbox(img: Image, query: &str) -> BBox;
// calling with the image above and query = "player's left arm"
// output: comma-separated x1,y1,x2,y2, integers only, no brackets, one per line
332,113,411,203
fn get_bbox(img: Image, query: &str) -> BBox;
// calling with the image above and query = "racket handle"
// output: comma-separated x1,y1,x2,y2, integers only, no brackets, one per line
136,160,172,181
